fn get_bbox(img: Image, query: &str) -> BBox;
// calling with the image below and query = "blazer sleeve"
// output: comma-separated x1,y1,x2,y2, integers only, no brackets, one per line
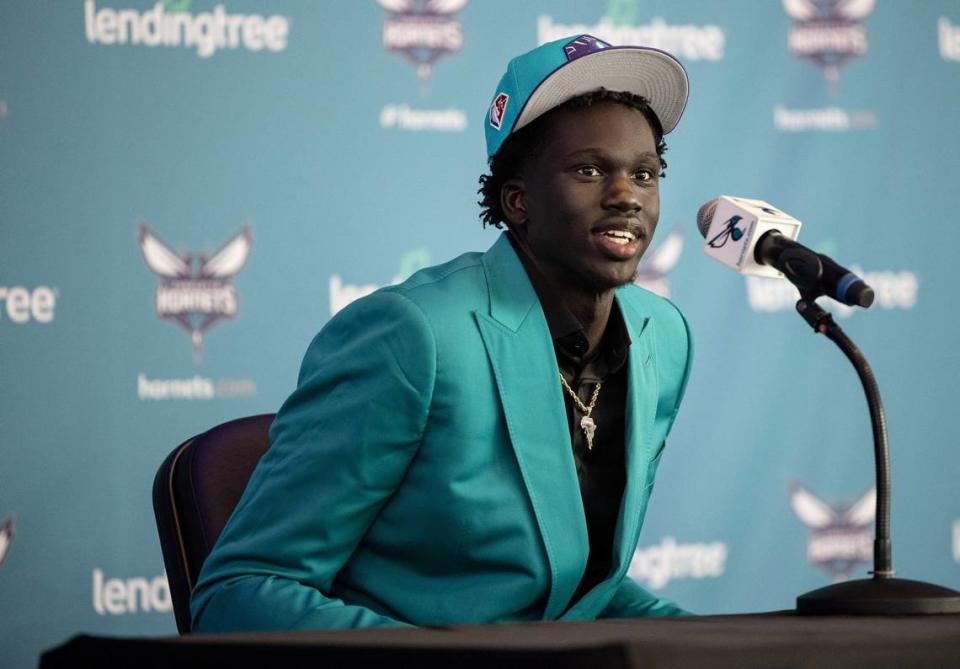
190,289,436,632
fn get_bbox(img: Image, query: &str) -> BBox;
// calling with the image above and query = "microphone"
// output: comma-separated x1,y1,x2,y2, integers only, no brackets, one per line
697,196,874,308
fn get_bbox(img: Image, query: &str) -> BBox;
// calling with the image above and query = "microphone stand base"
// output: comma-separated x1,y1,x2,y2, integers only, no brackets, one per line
797,577,960,615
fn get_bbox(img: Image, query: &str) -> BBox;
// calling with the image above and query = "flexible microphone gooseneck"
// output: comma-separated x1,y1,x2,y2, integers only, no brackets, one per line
696,194,960,615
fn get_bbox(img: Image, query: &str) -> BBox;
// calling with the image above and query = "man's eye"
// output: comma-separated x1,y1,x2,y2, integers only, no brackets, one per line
575,165,602,177
634,169,655,182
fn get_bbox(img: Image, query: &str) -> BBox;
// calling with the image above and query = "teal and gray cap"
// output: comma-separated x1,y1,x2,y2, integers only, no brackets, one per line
484,34,689,158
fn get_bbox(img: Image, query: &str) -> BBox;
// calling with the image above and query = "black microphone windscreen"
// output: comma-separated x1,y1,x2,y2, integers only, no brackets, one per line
696,199,718,238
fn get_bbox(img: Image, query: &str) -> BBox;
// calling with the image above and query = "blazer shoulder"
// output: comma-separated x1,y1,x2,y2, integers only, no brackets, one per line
382,250,488,313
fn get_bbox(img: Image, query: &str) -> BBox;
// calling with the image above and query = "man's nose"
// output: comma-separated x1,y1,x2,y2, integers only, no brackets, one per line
602,174,641,213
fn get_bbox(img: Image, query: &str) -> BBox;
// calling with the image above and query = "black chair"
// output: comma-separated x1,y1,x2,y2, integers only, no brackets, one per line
152,413,275,634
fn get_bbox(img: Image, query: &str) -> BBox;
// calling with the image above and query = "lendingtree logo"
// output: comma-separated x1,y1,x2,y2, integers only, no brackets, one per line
83,0,290,58
92,569,172,615
538,0,725,61
0,285,57,324
628,536,727,589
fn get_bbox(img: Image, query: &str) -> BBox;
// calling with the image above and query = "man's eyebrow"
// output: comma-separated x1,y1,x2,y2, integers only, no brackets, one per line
562,148,660,161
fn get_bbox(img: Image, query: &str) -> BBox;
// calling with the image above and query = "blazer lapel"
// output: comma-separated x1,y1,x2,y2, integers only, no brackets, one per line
474,234,589,620
558,291,661,621
611,291,660,576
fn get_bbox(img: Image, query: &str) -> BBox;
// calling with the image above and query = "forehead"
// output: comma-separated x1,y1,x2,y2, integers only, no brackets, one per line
537,102,657,159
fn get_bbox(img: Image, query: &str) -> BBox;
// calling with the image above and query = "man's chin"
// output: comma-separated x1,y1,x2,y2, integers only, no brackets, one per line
584,271,638,294
592,259,644,290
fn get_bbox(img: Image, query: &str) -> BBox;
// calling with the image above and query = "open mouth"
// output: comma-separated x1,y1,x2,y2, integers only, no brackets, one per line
593,224,644,259
598,229,637,246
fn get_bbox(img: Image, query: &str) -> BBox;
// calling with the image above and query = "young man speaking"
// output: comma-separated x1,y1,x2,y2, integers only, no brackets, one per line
191,34,694,632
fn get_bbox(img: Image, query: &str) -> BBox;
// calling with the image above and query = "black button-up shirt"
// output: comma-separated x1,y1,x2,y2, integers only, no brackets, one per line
507,233,631,604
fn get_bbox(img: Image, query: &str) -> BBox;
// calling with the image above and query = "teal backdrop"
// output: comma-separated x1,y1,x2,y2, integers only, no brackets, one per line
2,1,959,666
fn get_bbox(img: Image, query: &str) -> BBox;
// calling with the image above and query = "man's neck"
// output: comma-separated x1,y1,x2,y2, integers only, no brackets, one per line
558,287,614,357
506,230,617,356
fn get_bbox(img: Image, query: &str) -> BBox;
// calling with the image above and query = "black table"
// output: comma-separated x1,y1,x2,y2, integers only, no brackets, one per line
40,611,960,668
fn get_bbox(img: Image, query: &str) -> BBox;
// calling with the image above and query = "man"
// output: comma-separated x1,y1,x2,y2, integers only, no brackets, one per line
191,34,693,632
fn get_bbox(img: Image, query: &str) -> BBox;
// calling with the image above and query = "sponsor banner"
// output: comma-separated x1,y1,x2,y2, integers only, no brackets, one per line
83,0,290,58
138,223,252,362
628,536,728,589
789,483,875,582
940,17,960,62
92,569,172,615
0,285,57,324
1,6,958,662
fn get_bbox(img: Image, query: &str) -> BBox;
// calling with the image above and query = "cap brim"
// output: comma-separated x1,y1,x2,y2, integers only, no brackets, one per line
514,46,689,136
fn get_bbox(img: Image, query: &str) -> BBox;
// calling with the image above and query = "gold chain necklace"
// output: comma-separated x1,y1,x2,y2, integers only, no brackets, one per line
559,373,602,450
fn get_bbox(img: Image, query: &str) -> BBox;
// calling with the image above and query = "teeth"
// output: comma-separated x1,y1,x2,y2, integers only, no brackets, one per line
602,230,636,244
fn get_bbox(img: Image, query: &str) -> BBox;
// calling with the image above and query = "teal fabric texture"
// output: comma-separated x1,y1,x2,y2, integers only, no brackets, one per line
190,233,694,632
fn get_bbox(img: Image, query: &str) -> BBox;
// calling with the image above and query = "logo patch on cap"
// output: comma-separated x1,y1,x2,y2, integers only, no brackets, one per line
490,92,509,130
563,34,611,62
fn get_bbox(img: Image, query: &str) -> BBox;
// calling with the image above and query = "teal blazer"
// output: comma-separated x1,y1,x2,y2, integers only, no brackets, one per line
191,233,694,632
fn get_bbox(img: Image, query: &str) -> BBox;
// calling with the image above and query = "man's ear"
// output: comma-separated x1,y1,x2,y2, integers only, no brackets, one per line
500,178,528,229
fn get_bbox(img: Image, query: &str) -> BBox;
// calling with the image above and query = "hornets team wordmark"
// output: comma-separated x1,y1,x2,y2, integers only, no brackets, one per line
138,223,252,362
783,0,875,87
378,0,467,89
789,482,875,582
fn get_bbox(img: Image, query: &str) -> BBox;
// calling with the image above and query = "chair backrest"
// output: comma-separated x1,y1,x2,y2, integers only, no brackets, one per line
152,413,275,635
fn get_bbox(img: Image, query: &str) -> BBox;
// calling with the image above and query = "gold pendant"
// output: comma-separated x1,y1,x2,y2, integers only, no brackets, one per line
580,415,596,450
